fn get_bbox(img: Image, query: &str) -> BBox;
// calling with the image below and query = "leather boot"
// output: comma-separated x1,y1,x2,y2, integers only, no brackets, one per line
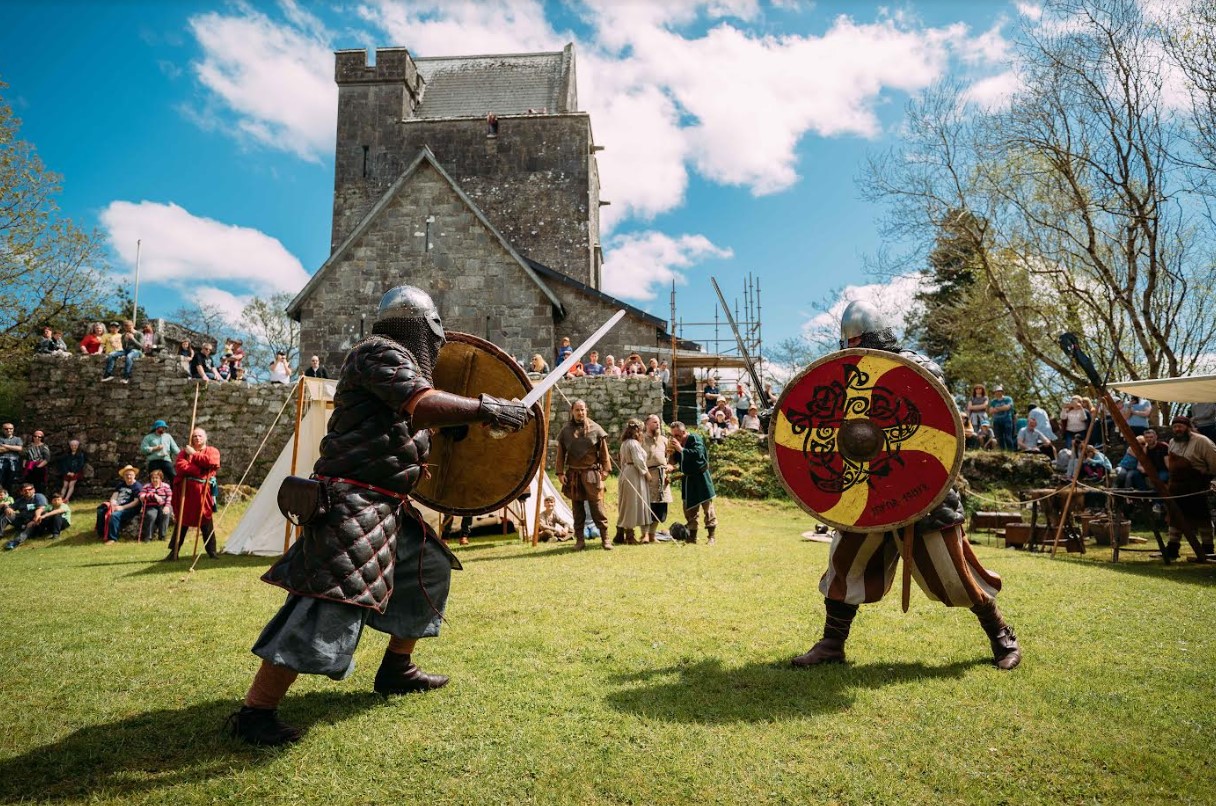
1162,541,1181,561
972,599,1021,670
613,527,626,545
575,535,586,550
601,535,614,551
792,598,857,667
373,651,449,695
707,527,716,546
687,529,698,545
227,706,303,746
626,529,640,545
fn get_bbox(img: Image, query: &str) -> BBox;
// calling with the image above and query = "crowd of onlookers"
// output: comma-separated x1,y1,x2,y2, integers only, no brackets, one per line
36,319,330,386
0,418,217,552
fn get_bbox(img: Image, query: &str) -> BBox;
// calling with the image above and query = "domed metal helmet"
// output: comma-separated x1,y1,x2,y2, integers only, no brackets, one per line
839,299,888,349
375,285,444,340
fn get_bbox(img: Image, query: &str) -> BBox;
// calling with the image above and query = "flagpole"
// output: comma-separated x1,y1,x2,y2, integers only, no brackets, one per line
132,239,142,323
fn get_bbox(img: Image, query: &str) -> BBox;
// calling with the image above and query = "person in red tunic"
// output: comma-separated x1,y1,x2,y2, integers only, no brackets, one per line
166,427,221,560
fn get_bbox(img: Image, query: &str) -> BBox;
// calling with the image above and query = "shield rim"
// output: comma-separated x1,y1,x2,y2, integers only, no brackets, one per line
410,331,545,517
767,347,964,532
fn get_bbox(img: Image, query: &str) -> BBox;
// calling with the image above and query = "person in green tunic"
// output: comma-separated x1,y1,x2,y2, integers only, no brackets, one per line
668,421,717,544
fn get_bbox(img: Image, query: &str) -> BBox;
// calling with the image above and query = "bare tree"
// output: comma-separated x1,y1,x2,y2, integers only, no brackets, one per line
239,293,299,382
866,0,1216,405
0,80,109,364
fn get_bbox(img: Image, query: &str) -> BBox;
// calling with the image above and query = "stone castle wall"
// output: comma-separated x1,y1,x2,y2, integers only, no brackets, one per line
23,354,296,495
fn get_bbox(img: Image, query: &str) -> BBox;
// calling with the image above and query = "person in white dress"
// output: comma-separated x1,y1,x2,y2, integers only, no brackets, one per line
613,419,654,545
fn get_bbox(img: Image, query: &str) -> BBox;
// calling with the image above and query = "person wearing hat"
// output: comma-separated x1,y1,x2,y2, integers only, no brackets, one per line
140,420,180,483
95,465,143,544
1161,415,1216,560
986,384,1016,451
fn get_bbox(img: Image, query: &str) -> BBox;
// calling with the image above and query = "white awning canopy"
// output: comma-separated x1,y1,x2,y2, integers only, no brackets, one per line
1110,375,1216,404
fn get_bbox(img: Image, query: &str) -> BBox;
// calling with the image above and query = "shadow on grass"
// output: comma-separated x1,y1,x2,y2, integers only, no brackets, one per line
121,553,275,577
606,657,986,723
0,691,381,803
1054,553,1216,588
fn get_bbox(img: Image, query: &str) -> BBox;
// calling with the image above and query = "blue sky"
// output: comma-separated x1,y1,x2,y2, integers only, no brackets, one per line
0,0,1028,352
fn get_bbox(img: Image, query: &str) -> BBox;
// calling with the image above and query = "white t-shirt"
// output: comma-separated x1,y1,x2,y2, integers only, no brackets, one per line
269,360,292,384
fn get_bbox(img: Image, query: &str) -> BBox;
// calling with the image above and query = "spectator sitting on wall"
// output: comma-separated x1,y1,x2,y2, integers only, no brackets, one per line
567,360,585,378
80,322,105,355
626,354,646,375
95,465,143,545
57,438,87,502
647,358,660,377
268,351,293,384
100,321,123,356
657,361,671,387
217,355,234,382
35,326,68,355
21,430,51,494
141,323,163,355
178,338,195,373
102,320,142,384
583,350,605,376
556,336,573,366
528,354,549,375
191,342,222,382
2,482,48,551
304,355,329,379
229,340,246,375
603,355,621,377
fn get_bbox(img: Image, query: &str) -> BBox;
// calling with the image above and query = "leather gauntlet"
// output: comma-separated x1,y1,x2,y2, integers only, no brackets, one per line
478,394,530,432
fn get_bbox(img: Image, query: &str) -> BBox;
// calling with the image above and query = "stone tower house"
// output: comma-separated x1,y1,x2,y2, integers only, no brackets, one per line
288,45,681,369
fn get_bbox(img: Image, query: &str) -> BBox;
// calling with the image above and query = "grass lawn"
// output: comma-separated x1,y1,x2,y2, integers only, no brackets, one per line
0,481,1213,805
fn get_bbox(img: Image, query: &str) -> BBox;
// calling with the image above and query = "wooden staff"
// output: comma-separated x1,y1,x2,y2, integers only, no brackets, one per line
531,388,553,547
283,377,307,554
900,524,915,613
169,382,201,558
1051,410,1098,556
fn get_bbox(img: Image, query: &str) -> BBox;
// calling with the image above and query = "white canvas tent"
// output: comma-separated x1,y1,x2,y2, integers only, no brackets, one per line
224,376,570,556
1110,374,1216,404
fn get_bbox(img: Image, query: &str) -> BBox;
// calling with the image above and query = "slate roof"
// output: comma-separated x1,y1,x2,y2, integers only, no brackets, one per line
286,148,565,319
414,50,572,118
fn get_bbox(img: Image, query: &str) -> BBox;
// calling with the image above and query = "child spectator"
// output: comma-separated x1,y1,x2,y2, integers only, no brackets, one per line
138,467,173,542
229,340,246,375
57,438,87,502
30,492,70,540
556,336,573,366
537,495,572,542
95,465,143,544
178,339,195,374
141,323,162,355
101,320,142,383
34,326,62,354
217,355,233,382
79,322,105,355
101,321,123,354
567,361,586,378
584,351,605,376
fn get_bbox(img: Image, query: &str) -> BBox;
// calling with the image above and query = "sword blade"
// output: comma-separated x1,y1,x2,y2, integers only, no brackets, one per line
523,309,627,407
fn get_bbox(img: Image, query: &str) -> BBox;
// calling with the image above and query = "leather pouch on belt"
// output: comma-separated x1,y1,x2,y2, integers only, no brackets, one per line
277,476,329,526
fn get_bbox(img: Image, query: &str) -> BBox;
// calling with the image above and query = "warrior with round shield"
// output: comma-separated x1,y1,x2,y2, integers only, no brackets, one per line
229,286,533,746
773,300,1021,671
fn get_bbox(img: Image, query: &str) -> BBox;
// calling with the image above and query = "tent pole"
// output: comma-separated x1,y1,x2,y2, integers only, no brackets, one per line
283,378,307,554
532,388,553,547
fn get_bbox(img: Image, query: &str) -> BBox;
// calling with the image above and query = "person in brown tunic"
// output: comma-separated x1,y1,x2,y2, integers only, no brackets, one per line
1163,414,1216,560
554,399,612,550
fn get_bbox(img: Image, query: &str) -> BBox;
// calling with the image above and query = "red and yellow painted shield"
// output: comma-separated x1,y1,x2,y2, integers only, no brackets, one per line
768,348,963,532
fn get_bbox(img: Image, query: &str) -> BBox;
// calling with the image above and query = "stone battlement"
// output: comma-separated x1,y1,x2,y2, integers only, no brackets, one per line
335,48,422,93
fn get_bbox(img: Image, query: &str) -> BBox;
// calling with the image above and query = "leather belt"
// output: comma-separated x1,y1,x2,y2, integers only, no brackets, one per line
313,474,410,502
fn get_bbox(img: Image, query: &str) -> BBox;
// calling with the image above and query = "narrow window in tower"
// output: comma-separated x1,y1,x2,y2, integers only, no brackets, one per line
362,145,370,178
486,112,499,137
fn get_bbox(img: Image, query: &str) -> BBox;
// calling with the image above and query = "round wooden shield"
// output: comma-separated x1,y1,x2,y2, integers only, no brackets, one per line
410,332,545,516
768,348,963,532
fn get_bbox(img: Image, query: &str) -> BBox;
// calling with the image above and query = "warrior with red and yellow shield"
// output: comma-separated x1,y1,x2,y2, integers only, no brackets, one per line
770,300,1021,670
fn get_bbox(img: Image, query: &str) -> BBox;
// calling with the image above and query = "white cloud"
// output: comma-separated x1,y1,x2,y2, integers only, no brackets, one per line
601,231,733,301
358,0,560,54
100,200,311,298
963,69,1021,109
187,4,336,161
194,286,252,328
1014,2,1042,22
802,273,928,346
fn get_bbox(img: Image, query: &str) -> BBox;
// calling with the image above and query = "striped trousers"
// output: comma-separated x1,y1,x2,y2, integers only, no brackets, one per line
818,524,1002,608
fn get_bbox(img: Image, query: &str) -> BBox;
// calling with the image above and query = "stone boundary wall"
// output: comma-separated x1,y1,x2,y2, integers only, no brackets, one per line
24,353,296,495
543,376,665,468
